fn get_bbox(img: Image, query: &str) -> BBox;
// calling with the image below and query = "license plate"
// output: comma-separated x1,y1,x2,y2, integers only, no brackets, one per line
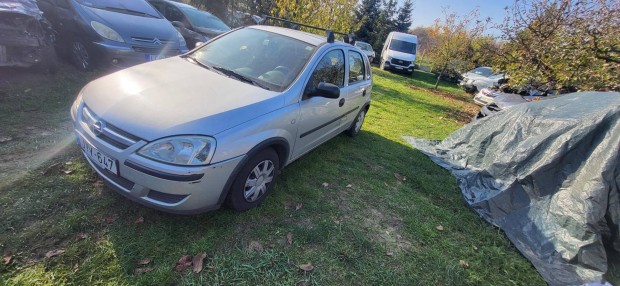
145,54,167,61
78,135,118,175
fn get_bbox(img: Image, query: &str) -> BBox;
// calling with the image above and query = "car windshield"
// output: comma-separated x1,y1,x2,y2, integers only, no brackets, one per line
389,39,416,54
76,0,161,18
471,67,493,77
188,28,316,92
179,6,230,31
355,42,373,52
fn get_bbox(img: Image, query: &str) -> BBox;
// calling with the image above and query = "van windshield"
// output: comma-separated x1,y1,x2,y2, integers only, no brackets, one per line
76,0,162,18
389,39,416,55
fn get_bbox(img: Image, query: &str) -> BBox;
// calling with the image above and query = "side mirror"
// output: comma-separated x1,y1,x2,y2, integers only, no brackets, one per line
194,42,204,48
314,82,340,99
171,21,186,28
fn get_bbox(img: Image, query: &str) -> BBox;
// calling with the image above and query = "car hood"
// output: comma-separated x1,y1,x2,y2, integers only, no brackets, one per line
81,5,178,45
81,57,281,141
386,50,415,61
195,26,228,37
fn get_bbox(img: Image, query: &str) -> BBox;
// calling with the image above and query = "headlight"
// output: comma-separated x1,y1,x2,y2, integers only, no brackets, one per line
138,136,216,166
91,21,124,42
176,30,187,49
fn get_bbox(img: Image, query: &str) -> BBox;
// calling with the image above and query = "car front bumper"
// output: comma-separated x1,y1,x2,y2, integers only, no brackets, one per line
383,61,414,73
72,103,243,214
91,41,188,69
473,94,494,106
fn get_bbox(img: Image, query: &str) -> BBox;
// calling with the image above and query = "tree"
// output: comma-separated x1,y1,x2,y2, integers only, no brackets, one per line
497,0,620,91
394,0,414,32
355,0,382,43
271,0,360,34
425,9,490,88
190,0,275,26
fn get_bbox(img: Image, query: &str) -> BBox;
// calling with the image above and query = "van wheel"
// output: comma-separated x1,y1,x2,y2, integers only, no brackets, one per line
226,148,280,211
346,108,366,137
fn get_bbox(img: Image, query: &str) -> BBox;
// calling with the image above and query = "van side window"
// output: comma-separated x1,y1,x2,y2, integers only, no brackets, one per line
306,49,345,93
348,51,365,84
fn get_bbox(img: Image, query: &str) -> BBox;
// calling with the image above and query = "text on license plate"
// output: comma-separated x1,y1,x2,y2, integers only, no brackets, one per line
78,136,118,175
146,54,167,61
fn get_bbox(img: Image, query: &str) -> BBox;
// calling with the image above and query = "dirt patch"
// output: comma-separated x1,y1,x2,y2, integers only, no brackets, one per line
358,208,414,255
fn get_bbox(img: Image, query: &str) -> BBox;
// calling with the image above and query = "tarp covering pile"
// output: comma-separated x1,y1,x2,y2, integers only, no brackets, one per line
0,0,43,19
405,92,620,285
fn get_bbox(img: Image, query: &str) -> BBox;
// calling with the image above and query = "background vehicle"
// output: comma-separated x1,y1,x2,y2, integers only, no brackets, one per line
149,0,231,48
71,24,373,214
0,0,57,72
354,41,375,63
459,66,506,93
36,0,188,70
380,31,417,75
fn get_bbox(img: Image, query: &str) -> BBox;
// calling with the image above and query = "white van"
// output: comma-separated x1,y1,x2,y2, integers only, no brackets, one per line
380,32,418,74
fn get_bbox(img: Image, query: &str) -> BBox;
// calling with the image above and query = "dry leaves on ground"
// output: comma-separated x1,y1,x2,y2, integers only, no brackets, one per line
175,255,193,272
286,232,293,246
0,136,12,143
104,214,119,224
3,255,12,265
41,162,61,175
436,225,444,231
136,258,152,265
459,259,469,269
62,169,74,175
45,249,65,258
249,241,264,253
298,262,314,272
134,216,144,224
295,203,303,211
394,173,407,181
72,263,79,273
192,252,207,273
322,182,329,188
76,233,88,240
346,184,353,188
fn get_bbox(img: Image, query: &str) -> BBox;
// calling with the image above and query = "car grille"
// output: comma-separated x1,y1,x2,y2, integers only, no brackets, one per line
81,106,141,149
131,36,175,45
147,189,188,204
390,58,411,66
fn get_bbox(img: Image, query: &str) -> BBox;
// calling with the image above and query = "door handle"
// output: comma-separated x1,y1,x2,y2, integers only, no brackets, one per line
362,89,367,97
339,98,345,107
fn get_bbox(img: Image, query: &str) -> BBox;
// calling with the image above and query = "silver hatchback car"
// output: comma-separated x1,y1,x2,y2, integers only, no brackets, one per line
71,25,373,214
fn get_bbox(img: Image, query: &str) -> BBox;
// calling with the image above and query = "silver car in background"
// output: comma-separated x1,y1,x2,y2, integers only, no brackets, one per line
354,41,376,63
71,26,373,214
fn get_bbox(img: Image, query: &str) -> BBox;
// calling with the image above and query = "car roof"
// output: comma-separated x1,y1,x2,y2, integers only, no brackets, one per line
160,0,198,10
249,25,328,46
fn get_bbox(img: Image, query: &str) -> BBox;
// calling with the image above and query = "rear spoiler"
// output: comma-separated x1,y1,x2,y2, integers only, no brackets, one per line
258,15,356,45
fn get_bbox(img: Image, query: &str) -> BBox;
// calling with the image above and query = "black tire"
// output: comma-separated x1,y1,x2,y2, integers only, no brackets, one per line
70,38,95,71
346,108,367,137
226,148,280,211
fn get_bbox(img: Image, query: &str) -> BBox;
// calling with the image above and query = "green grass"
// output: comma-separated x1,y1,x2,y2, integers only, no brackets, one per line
0,68,547,285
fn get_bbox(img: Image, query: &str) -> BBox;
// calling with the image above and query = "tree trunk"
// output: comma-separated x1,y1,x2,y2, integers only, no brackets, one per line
434,71,443,89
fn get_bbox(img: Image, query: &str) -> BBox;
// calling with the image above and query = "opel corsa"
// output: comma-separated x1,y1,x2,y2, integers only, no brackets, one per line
71,26,373,213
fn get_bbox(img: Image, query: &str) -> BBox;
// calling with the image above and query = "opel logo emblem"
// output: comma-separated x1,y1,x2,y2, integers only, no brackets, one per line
153,38,162,45
93,121,105,136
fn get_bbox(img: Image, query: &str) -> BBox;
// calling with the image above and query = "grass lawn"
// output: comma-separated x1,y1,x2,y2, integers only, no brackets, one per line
0,67,546,285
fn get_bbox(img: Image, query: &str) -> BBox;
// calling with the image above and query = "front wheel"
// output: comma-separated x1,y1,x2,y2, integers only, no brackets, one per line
226,148,280,211
70,39,94,71
346,108,366,137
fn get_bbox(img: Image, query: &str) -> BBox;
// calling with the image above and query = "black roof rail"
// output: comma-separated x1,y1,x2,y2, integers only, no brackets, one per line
258,15,355,45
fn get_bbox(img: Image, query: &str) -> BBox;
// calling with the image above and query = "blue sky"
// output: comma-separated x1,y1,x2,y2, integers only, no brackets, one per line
403,0,514,35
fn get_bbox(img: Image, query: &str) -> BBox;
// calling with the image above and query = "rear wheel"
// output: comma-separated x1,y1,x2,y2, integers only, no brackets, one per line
226,148,280,211
346,108,366,137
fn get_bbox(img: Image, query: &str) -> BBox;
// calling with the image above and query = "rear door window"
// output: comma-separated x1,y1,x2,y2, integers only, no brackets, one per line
348,51,365,84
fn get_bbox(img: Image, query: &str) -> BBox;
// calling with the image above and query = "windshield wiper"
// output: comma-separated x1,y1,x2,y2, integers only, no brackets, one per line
211,66,271,90
185,55,213,70
101,6,158,18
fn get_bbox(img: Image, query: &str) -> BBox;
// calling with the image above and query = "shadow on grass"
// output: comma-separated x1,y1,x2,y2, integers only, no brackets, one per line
0,129,544,285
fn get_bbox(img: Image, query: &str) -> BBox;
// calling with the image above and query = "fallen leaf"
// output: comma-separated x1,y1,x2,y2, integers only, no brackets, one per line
72,263,79,273
134,216,144,224
283,201,295,210
3,255,12,265
394,173,407,181
286,232,293,246
65,161,73,165
386,251,394,256
346,184,353,188
298,262,314,272
24,88,31,93
459,259,469,269
41,162,61,175
26,126,36,130
134,267,154,274
249,241,263,253
93,180,104,188
192,252,207,273
76,233,88,240
45,249,65,258
175,255,193,272
473,245,478,251
436,225,444,231
104,214,119,224
333,219,341,225
0,136,12,143
295,203,303,211
322,182,329,188
62,169,74,175
136,258,152,265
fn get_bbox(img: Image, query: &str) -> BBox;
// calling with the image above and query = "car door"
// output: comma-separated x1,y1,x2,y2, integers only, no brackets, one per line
340,48,372,126
292,48,346,159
